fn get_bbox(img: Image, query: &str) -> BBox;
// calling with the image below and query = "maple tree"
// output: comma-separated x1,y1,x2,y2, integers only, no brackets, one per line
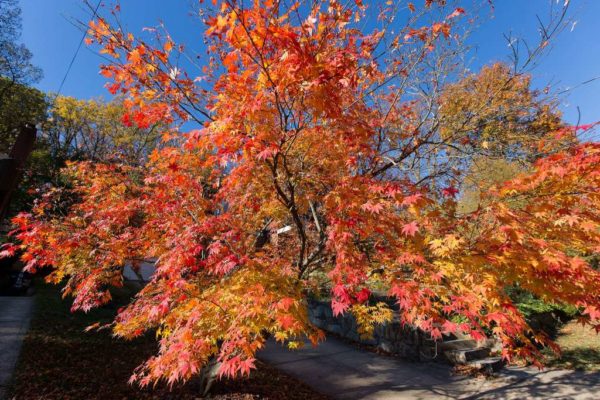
3,0,600,387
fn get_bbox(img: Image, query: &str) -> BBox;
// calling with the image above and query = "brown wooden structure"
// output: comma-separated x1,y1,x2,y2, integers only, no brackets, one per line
0,124,36,221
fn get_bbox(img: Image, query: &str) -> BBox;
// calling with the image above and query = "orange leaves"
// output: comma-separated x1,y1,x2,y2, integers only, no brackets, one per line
404,27,428,42
88,18,110,38
431,22,451,39
99,67,113,79
7,0,600,388
127,47,144,64
446,7,466,19
206,12,237,37
222,51,239,73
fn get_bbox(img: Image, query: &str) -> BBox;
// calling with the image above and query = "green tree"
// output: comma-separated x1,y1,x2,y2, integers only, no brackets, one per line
43,96,162,167
0,77,46,153
438,63,565,161
0,0,42,89
0,0,44,153
5,94,162,216
435,64,571,213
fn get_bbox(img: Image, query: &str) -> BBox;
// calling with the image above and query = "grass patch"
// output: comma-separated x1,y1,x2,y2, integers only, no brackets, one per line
544,321,600,371
8,280,329,400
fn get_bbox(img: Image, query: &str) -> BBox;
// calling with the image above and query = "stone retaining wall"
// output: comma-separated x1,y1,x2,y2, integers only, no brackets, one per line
307,299,428,360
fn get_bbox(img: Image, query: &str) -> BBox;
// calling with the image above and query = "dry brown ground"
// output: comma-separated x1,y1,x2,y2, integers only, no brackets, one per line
7,281,329,400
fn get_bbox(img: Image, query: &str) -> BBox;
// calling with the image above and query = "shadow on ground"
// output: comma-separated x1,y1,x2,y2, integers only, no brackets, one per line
259,337,600,399
6,282,329,400
463,368,600,400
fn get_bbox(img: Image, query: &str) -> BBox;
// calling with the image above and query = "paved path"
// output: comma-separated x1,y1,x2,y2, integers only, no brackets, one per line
259,336,600,399
0,297,34,400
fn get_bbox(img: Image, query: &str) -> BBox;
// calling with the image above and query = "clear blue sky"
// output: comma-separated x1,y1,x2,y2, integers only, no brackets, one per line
19,0,600,125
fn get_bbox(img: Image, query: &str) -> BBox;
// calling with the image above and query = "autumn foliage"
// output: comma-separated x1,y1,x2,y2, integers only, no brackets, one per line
3,0,600,386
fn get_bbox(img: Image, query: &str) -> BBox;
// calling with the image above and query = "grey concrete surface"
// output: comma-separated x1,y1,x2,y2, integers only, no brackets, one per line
259,336,600,399
123,261,155,282
0,297,34,400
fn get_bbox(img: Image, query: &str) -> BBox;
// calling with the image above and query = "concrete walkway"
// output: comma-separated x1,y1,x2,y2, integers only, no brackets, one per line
259,336,600,399
0,297,34,400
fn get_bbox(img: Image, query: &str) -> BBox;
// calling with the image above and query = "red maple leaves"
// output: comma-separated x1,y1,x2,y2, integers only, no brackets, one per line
4,0,600,387
401,221,419,237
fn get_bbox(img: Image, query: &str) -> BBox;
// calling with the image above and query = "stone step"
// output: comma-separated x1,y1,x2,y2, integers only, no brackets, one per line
467,357,505,373
444,347,490,364
453,331,472,340
438,339,477,351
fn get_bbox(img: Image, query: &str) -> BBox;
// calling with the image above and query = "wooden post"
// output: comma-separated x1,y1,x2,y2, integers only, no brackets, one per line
0,124,36,221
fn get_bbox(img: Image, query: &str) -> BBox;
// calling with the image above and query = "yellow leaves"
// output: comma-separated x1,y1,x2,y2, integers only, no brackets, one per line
206,11,237,36
145,63,157,73
156,325,172,339
256,71,269,89
433,260,454,277
529,258,542,271
142,89,157,100
428,234,463,257
351,303,393,339
215,14,229,30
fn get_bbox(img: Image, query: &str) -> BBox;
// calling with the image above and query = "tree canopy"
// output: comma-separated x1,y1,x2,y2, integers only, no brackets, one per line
44,95,162,166
0,77,46,153
5,95,162,217
0,0,42,89
4,0,599,387
0,0,44,153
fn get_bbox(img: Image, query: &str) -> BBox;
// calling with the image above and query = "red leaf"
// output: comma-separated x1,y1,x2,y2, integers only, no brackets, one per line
401,193,422,206
442,186,459,198
331,299,348,316
401,221,419,237
361,201,384,214
355,288,371,303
